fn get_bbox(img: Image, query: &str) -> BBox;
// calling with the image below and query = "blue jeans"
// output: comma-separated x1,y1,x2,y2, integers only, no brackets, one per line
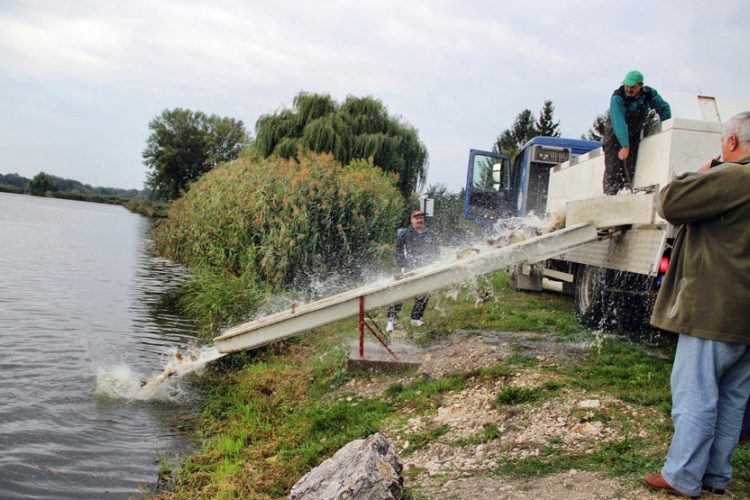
661,334,750,496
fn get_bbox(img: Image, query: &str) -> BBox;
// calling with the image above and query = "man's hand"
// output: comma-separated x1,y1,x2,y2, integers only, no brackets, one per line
697,155,721,172
618,146,630,161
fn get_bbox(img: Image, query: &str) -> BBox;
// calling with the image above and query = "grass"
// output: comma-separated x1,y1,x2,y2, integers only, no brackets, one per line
150,270,750,499
496,386,542,406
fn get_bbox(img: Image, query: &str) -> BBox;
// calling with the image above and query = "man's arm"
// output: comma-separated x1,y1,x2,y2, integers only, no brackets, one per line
394,230,408,268
610,94,630,147
650,89,672,121
657,164,750,224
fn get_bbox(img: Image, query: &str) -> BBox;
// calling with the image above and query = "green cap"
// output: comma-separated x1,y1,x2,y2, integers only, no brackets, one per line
622,70,644,86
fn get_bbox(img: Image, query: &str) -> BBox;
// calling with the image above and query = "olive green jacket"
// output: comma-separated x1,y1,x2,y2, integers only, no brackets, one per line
650,156,750,344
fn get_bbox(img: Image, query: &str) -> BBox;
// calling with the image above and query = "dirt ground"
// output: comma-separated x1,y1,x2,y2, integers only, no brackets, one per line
339,331,720,500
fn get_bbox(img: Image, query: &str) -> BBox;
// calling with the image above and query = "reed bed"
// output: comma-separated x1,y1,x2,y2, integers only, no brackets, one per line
152,150,404,333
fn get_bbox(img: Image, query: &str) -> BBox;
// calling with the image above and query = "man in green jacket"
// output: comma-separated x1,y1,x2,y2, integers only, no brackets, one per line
603,70,671,195
643,111,750,498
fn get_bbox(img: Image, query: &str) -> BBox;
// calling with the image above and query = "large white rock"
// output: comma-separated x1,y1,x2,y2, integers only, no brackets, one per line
287,432,404,500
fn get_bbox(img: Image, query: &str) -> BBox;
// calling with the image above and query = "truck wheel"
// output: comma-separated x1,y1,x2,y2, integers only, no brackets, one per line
574,265,607,329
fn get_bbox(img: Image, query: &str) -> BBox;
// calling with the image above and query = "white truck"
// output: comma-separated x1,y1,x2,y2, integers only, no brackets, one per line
464,92,750,329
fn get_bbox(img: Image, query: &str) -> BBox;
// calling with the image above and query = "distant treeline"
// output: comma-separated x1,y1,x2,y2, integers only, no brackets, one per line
0,171,169,217
0,172,142,198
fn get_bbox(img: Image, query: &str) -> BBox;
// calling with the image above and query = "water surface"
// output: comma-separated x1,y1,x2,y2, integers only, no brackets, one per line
0,193,202,499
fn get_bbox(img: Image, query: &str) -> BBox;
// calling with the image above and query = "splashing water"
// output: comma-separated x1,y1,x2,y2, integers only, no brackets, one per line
93,344,225,401
243,213,568,322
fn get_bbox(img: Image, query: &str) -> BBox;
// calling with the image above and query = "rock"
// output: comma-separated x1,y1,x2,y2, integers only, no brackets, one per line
287,433,404,500
578,399,601,408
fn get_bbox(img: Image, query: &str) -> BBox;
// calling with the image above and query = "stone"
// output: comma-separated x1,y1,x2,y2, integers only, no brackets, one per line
287,433,404,500
578,399,601,408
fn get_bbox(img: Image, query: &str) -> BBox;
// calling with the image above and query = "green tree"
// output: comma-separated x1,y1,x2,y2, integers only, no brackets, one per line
0,173,29,188
493,109,536,157
254,92,428,199
26,172,56,196
493,100,562,160
142,108,250,201
582,110,609,142
536,100,560,137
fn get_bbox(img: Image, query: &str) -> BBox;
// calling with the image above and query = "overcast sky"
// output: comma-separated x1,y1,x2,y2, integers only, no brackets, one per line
1,0,749,191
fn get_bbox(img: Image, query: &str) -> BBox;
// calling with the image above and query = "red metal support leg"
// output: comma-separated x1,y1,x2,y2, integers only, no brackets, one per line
357,295,398,360
359,296,365,358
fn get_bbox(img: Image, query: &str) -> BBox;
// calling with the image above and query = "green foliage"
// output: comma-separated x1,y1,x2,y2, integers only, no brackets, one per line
536,100,561,137
26,171,56,196
562,339,673,411
254,92,428,199
177,267,272,332
0,183,23,194
152,150,403,330
142,108,251,201
494,109,536,158
493,100,561,160
0,172,29,188
423,184,479,246
583,110,609,141
453,422,502,447
402,424,451,454
123,199,171,218
496,386,542,405
2,171,146,200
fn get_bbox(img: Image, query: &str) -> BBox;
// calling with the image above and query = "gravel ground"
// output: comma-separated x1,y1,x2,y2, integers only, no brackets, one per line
340,331,688,500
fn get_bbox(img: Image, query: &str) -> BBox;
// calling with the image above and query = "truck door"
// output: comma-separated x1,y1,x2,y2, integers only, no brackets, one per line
464,149,511,228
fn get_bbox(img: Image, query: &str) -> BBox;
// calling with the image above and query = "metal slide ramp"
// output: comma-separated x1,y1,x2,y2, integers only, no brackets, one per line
213,222,598,354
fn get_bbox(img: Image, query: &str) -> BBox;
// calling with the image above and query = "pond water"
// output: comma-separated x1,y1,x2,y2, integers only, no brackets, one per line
0,193,204,499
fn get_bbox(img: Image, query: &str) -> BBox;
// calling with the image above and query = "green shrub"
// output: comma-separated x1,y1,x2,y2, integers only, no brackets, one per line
152,150,404,330
496,386,541,406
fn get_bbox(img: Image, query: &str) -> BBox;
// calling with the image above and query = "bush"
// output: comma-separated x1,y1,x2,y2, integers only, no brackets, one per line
123,199,170,218
152,150,404,329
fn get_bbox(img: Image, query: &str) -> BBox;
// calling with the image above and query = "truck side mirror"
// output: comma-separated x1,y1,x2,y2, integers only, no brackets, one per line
492,163,503,191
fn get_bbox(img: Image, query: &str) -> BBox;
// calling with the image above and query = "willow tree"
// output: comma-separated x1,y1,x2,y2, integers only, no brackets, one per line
27,172,56,196
255,92,428,198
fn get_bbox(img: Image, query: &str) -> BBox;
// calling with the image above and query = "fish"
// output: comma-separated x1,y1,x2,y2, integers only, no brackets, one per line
456,248,480,260
474,290,491,307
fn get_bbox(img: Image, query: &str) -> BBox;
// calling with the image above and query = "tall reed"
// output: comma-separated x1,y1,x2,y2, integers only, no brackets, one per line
152,150,404,332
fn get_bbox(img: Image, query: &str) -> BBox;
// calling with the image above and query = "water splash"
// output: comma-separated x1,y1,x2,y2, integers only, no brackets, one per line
93,344,225,401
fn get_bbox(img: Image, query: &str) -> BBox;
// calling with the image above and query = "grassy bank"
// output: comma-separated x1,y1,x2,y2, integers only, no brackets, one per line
150,271,750,499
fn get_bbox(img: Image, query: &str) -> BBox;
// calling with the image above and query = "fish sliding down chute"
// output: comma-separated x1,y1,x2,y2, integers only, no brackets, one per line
213,222,599,355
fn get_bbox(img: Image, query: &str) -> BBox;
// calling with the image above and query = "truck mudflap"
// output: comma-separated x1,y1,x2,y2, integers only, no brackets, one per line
557,224,667,277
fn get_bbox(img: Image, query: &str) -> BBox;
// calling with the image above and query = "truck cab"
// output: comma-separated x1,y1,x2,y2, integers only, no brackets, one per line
464,137,601,230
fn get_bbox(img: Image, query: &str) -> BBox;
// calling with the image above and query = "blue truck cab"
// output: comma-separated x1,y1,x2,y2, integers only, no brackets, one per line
464,137,601,230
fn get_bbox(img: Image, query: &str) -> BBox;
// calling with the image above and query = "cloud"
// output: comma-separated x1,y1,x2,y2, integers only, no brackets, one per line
0,0,748,190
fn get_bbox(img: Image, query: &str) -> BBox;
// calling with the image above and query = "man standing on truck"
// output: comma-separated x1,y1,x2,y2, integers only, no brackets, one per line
386,210,440,332
643,111,750,498
603,70,672,195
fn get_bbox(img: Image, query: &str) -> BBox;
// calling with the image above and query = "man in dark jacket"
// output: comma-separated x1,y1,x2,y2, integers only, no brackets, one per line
603,70,672,195
386,210,440,332
643,111,750,498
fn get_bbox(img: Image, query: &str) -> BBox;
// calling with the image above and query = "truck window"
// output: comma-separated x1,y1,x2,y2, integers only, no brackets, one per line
472,155,506,191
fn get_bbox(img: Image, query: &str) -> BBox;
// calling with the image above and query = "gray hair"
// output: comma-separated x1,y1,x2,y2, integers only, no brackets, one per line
722,111,750,146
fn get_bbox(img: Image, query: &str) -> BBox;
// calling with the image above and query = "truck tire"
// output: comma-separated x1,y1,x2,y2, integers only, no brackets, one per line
574,265,607,329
